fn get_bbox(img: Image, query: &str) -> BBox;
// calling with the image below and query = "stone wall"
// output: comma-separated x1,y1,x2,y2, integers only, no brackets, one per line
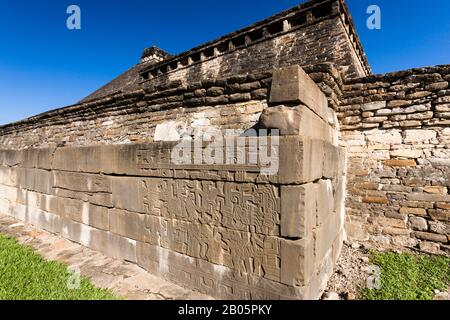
0,65,346,299
84,0,370,102
339,65,450,253
0,72,272,149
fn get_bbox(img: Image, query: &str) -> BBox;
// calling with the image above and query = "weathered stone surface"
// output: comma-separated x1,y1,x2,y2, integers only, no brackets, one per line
413,231,448,243
281,184,317,239
409,217,428,231
269,65,329,122
383,159,416,167
259,105,333,141
280,237,314,287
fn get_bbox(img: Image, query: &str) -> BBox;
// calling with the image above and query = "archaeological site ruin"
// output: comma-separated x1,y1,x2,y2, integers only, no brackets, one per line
0,0,448,299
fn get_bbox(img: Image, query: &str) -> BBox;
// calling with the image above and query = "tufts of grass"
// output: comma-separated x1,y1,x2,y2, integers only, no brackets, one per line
363,250,450,300
0,234,118,300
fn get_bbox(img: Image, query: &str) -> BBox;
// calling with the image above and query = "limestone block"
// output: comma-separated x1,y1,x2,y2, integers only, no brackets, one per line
61,218,137,262
0,184,19,204
280,184,317,238
259,105,332,142
323,144,346,180
0,150,22,167
408,193,450,202
361,101,386,112
332,228,346,265
109,209,147,242
10,203,62,235
154,121,187,142
44,196,109,231
17,168,53,195
269,65,328,122
413,231,448,243
404,130,437,143
409,216,428,231
53,171,111,193
54,188,113,208
315,213,341,263
52,145,120,174
278,136,324,184
316,180,334,226
0,167,18,187
429,221,448,235
34,169,54,195
280,237,314,287
22,149,39,168
306,249,334,300
111,177,147,213
366,131,402,145
37,148,56,170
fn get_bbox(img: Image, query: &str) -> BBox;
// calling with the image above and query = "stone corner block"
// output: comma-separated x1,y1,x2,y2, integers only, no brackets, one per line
281,184,318,239
259,105,333,142
269,65,328,121
280,237,314,287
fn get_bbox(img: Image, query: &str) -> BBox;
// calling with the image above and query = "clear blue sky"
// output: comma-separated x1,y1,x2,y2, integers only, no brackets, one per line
0,0,449,125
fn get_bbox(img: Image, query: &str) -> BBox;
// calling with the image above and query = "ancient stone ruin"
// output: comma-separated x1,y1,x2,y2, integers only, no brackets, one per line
0,0,448,299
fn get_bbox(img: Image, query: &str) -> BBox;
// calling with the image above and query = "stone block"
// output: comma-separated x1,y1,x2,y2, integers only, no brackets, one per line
52,145,120,174
323,144,345,179
404,130,437,143
280,237,314,287
86,204,110,231
408,193,450,202
315,213,342,263
37,148,56,170
383,159,416,167
111,177,147,213
53,171,111,193
361,101,386,112
0,150,22,167
409,216,428,231
400,207,427,216
278,136,324,184
269,65,328,122
109,209,147,242
413,231,448,243
22,149,39,168
280,184,317,239
259,105,332,142
363,196,389,204
316,179,334,226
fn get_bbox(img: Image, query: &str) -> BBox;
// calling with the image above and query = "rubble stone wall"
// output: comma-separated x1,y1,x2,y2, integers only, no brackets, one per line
339,65,450,253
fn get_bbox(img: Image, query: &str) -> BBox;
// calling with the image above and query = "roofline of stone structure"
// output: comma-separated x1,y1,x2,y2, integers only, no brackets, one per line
139,0,371,81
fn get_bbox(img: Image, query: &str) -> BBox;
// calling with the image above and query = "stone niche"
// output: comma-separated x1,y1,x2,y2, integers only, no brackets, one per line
0,65,346,299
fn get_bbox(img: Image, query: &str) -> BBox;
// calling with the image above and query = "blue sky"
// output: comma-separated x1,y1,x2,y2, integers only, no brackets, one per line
0,0,449,125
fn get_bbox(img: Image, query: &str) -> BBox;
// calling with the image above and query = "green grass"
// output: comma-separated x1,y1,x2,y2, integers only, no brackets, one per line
0,234,118,300
363,250,450,300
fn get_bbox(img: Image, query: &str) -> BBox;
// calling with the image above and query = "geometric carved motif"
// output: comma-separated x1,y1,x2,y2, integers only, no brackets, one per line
141,178,281,281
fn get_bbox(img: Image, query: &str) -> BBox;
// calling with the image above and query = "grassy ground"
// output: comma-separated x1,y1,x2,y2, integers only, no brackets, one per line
363,250,450,300
0,234,117,300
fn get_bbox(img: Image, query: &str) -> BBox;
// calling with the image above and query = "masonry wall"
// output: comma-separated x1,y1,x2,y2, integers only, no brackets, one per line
0,72,272,149
339,65,450,253
140,16,366,89
0,66,346,299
